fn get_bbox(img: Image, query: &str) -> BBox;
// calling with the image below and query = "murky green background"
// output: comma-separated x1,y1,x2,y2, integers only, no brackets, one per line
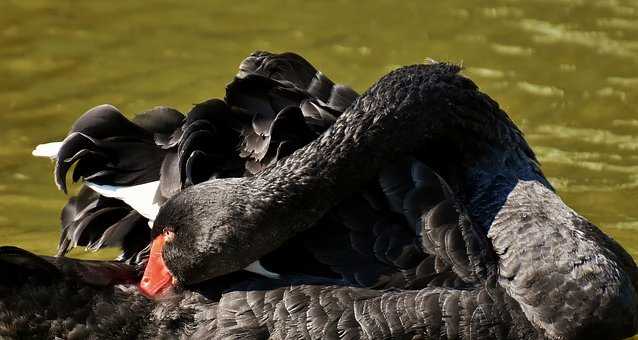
1,0,637,267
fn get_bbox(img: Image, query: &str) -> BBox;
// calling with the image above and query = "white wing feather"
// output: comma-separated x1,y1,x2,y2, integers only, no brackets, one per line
32,142,63,159
85,181,161,223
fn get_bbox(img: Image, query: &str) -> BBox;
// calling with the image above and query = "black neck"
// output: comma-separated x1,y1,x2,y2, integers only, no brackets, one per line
448,147,550,233
253,63,546,240
165,63,552,284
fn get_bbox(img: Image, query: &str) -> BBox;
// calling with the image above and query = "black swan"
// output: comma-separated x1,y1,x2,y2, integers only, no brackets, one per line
2,52,637,339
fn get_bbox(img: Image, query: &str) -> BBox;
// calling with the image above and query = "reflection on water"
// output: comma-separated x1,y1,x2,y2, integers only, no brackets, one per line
1,1,637,265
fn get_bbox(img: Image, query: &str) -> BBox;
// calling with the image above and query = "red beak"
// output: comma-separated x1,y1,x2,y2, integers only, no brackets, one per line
139,233,174,298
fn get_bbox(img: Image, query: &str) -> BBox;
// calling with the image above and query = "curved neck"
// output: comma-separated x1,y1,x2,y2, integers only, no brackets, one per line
254,63,544,234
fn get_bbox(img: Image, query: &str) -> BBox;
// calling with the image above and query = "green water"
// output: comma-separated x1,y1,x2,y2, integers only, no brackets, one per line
1,1,637,263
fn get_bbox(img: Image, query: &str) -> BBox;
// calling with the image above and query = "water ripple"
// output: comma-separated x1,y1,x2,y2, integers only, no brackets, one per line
517,82,564,97
519,19,638,59
534,125,638,150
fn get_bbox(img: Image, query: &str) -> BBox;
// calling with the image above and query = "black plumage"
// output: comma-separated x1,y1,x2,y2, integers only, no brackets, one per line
228,53,457,289
52,100,245,262
55,104,172,193
227,51,357,175
150,60,638,339
58,186,149,263
6,51,637,340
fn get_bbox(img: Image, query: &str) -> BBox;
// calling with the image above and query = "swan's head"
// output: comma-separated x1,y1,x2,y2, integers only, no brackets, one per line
139,178,266,297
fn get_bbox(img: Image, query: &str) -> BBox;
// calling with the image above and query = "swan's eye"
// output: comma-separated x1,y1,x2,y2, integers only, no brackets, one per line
163,229,175,242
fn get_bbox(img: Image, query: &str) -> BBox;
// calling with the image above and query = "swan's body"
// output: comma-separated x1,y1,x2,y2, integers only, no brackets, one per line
146,63,638,339
2,52,636,339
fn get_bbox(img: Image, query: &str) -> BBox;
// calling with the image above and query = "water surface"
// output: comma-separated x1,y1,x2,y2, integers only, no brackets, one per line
1,2,637,271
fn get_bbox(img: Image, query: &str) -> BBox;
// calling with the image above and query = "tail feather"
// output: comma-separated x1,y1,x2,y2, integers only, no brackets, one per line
53,105,167,193
58,186,150,263
132,106,184,141
88,210,146,251
237,51,357,112
159,152,181,198
35,100,246,265
171,99,245,187
228,51,358,174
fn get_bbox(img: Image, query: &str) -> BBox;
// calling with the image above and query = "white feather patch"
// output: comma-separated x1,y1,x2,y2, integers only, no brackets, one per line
85,181,161,223
244,260,280,279
32,142,63,159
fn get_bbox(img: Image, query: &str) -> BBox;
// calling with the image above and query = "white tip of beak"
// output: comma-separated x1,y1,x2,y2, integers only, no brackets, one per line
32,142,63,159
244,260,280,279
